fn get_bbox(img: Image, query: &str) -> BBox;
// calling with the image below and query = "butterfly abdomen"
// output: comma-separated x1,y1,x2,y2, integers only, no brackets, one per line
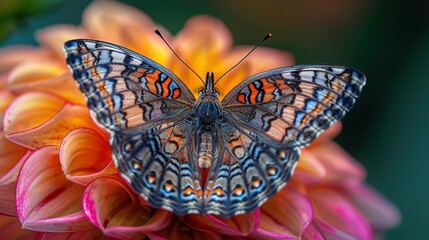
194,93,222,169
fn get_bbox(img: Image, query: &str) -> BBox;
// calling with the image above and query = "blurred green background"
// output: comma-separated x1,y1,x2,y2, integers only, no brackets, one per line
1,0,428,238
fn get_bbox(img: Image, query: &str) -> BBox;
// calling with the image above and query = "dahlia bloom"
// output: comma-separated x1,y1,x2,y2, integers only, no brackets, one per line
0,1,399,239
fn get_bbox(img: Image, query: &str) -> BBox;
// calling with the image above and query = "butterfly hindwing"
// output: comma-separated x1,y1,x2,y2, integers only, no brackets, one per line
204,119,300,217
111,119,203,215
64,39,195,132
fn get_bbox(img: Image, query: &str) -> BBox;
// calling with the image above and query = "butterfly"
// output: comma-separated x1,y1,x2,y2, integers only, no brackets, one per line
64,38,365,218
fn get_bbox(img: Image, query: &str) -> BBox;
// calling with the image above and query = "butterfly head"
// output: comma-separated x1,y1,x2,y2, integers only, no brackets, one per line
199,72,219,97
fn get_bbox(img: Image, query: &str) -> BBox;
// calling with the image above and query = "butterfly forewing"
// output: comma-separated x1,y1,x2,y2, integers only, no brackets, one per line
222,65,366,148
64,39,195,132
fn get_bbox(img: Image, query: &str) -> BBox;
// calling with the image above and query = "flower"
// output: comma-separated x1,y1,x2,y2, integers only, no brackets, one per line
0,1,400,239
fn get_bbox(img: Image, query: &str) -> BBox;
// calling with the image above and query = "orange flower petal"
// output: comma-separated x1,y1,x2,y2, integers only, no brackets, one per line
308,188,372,240
3,92,65,140
256,186,313,238
16,146,92,232
0,90,16,128
294,150,326,184
60,128,116,186
8,58,66,86
0,46,48,72
82,176,172,239
8,65,85,104
36,24,90,59
0,132,29,216
34,229,108,240
0,214,35,239
171,15,233,93
7,58,84,104
310,141,365,183
183,210,259,237
4,92,104,149
229,46,294,75
217,45,294,95
82,1,171,65
0,73,7,90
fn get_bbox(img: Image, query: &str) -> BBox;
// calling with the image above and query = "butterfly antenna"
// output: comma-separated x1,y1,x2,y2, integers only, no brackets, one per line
154,29,205,85
214,33,272,86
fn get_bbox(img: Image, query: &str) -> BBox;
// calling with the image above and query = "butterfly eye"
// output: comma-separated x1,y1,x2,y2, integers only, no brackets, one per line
198,87,206,95
213,87,220,96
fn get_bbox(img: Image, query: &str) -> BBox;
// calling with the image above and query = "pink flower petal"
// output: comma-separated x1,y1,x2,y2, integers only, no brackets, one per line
313,219,360,240
302,223,326,240
0,132,29,216
60,128,116,186
183,209,260,237
0,46,48,72
253,186,313,239
0,214,35,239
251,213,296,239
308,188,372,240
34,229,107,240
294,150,326,184
148,219,222,240
36,24,90,59
82,176,172,239
16,146,92,232
346,183,400,230
309,141,365,183
4,92,104,149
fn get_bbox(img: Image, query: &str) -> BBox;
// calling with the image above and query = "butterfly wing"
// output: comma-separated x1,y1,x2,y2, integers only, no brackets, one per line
64,39,196,132
64,39,202,214
208,65,365,216
222,65,366,147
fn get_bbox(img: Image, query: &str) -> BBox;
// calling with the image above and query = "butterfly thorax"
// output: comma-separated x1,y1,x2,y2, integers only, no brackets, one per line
193,72,222,169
